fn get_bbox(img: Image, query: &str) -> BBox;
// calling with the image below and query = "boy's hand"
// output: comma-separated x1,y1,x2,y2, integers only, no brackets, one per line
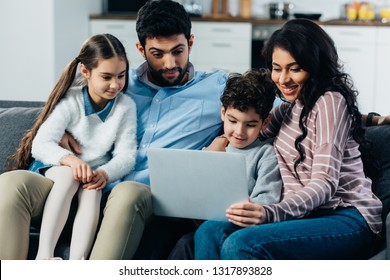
60,155,93,183
82,169,108,191
226,200,267,227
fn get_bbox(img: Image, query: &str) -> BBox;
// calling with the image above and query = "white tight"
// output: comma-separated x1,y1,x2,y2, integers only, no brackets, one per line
35,166,101,260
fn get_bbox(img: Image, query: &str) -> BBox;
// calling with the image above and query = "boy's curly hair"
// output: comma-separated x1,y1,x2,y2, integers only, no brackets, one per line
221,68,276,120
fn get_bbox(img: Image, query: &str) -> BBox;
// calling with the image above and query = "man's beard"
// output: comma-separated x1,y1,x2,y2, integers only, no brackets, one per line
147,60,189,87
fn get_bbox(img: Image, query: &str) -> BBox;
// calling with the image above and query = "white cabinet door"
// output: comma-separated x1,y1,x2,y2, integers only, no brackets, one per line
90,19,144,68
191,22,251,73
374,27,390,115
325,26,377,113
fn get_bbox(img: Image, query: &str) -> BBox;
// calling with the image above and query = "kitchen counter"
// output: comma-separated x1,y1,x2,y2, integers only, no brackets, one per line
90,14,390,26
324,19,390,26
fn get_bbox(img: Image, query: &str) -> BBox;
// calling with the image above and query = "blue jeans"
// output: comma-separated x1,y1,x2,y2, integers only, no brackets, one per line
194,207,380,260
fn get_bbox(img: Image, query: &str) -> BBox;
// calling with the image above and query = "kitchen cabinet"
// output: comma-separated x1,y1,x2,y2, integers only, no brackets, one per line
190,21,252,73
324,26,377,113
374,27,390,115
89,19,144,68
90,19,251,74
89,18,390,113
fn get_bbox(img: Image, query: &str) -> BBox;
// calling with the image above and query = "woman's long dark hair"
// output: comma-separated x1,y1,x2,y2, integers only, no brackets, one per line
262,19,366,175
7,34,129,170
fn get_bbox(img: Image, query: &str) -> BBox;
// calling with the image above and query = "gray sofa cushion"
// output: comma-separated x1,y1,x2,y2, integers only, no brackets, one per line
0,107,42,172
363,125,390,223
0,100,44,109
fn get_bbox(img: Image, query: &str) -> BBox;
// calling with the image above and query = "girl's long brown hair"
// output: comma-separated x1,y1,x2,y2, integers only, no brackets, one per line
7,33,129,170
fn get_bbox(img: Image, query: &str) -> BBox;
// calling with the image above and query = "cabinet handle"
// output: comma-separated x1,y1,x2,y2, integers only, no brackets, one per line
339,47,360,52
338,31,362,36
211,28,232,33
105,24,126,30
211,43,232,48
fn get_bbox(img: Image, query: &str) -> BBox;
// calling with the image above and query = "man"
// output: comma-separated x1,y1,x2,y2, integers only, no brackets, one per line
0,0,226,260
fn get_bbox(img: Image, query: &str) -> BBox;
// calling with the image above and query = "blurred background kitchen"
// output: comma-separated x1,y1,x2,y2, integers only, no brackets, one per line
1,0,389,113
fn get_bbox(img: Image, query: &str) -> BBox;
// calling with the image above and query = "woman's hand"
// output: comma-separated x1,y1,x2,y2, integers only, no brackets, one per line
60,155,93,183
226,200,267,227
82,169,108,191
204,135,229,151
378,115,390,125
60,131,82,155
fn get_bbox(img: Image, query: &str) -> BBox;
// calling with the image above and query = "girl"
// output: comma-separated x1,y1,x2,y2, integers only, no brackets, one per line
11,34,137,259
195,19,383,260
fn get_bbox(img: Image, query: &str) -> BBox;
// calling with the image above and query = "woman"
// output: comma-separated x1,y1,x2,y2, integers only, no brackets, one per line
194,19,383,260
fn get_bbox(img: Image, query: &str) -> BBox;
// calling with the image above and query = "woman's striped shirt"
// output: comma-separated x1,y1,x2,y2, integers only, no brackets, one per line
260,91,382,235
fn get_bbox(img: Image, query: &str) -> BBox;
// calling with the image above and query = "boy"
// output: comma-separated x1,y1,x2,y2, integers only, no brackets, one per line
219,69,281,207
169,68,282,259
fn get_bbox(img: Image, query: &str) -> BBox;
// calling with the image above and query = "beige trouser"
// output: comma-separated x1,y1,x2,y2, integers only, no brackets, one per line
0,170,152,260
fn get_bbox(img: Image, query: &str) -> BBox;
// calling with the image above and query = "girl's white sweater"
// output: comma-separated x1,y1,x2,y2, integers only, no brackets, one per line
31,86,137,182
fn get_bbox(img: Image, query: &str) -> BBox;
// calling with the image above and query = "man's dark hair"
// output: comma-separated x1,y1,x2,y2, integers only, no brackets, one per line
136,0,192,47
221,68,275,121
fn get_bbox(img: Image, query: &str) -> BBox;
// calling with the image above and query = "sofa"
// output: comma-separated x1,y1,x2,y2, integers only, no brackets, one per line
0,99,389,260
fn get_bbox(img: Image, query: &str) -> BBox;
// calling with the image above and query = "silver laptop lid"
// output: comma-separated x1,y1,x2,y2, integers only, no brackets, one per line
147,148,249,220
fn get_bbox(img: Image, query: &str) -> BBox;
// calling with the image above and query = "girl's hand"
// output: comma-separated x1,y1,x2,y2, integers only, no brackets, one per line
226,200,267,227
60,155,93,183
204,135,229,151
82,169,108,191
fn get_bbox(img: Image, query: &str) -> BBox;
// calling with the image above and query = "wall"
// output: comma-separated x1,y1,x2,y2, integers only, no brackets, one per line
2,0,390,101
0,0,101,101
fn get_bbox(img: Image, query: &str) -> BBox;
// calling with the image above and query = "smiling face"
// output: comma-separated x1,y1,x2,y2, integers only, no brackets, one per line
136,34,194,87
81,56,127,110
221,106,263,149
271,47,310,103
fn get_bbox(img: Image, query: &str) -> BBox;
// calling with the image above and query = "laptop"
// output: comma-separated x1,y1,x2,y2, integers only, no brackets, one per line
147,148,249,221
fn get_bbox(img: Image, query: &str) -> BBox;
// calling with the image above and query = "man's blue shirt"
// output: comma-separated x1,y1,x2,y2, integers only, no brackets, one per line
123,62,227,185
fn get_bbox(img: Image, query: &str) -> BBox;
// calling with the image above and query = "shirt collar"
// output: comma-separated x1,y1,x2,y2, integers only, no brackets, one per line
83,87,116,122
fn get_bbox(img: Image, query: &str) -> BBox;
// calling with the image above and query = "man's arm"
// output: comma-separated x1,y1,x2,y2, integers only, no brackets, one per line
60,132,82,155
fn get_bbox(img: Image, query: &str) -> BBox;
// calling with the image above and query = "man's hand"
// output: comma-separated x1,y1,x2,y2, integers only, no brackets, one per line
60,132,82,155
204,135,229,151
226,200,267,227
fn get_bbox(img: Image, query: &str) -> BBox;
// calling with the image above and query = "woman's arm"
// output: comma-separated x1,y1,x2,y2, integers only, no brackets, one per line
362,113,390,126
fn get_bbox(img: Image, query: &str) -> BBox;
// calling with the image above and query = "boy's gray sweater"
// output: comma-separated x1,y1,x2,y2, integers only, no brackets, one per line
226,138,282,205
